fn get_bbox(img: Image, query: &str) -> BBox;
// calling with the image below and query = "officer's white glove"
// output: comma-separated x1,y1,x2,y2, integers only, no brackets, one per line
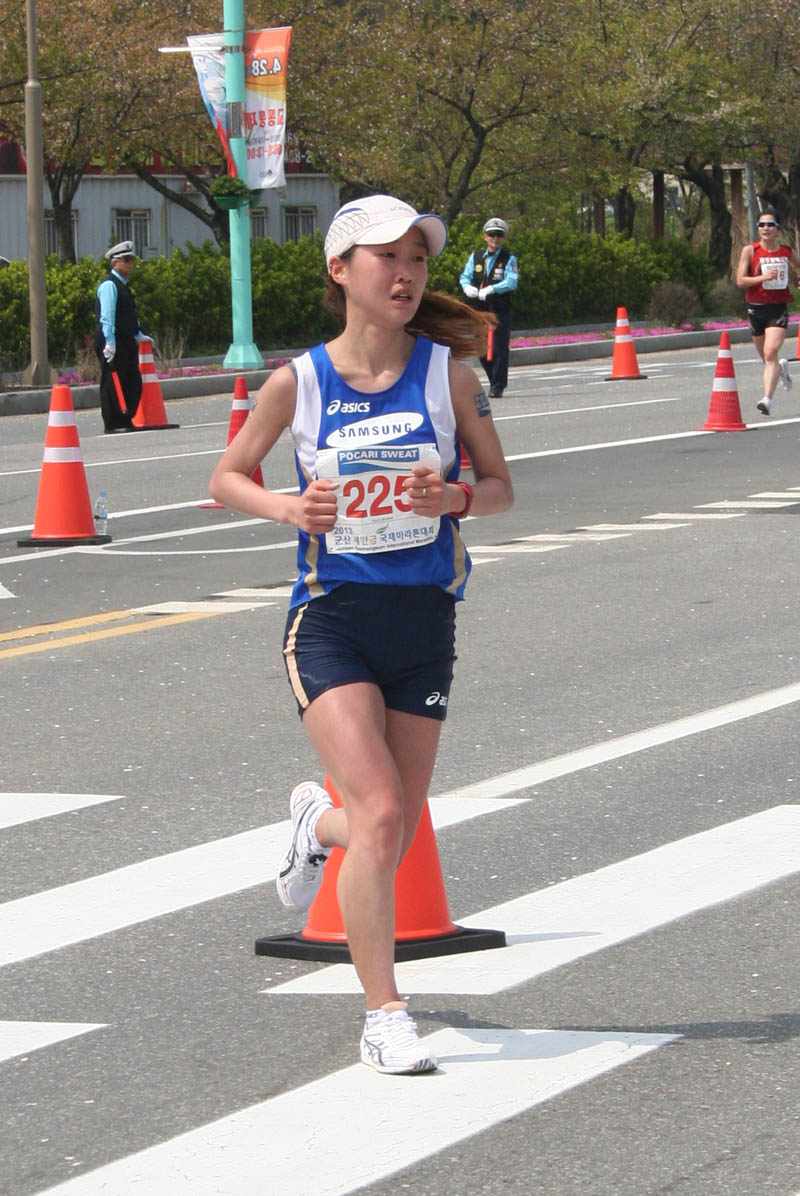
102,342,116,363
463,285,479,299
478,286,494,301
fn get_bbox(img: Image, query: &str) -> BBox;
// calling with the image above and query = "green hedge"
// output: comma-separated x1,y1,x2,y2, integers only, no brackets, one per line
0,225,716,366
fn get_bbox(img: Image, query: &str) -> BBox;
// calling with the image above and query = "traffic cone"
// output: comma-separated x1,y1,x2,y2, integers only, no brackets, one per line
17,385,111,547
132,341,179,430
255,775,506,962
605,306,646,380
200,376,264,508
701,332,747,431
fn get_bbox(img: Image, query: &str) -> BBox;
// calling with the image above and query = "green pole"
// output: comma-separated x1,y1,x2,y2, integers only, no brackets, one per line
222,0,262,370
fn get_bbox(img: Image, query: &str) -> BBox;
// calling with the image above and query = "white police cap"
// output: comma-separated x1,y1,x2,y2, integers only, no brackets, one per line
483,218,508,235
105,240,135,260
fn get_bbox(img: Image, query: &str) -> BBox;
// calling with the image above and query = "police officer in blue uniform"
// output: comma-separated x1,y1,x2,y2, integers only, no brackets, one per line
460,217,519,397
94,241,150,433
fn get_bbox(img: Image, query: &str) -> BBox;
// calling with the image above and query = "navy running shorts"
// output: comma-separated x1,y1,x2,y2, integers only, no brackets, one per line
282,583,456,720
747,303,789,337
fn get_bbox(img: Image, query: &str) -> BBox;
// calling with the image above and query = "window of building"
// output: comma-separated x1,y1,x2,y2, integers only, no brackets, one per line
250,207,268,240
283,205,317,242
44,210,78,256
112,210,151,258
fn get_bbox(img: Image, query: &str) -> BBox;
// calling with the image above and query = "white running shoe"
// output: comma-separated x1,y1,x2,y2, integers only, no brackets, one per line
360,1008,438,1075
757,396,772,416
779,359,792,391
276,782,333,910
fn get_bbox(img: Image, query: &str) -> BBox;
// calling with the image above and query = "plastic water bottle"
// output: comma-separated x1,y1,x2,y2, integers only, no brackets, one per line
94,490,108,535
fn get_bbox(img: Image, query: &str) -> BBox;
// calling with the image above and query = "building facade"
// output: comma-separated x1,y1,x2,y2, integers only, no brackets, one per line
0,138,340,263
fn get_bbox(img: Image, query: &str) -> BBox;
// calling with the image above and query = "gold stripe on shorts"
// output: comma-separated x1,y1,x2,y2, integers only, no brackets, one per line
283,603,311,710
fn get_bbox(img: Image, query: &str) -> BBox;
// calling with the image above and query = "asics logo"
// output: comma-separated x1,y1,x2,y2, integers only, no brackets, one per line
425,692,448,707
327,399,371,415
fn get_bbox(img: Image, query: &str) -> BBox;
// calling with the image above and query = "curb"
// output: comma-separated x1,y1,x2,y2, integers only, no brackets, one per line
0,325,759,418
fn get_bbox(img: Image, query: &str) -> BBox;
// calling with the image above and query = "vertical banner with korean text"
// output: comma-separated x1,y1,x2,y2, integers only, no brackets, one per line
187,28,292,191
244,27,292,189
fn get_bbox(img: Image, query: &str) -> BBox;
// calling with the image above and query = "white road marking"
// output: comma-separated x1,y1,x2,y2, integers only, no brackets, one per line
266,805,800,996
697,499,799,509
0,581,15,599
212,586,295,599
518,531,629,542
0,1021,106,1065
469,544,568,555
505,430,715,460
0,797,525,969
646,512,745,520
580,522,689,531
0,792,124,830
33,1028,676,1196
132,600,278,614
492,396,683,421
438,679,800,802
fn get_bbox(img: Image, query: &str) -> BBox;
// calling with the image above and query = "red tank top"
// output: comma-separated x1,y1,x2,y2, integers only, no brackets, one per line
746,242,793,305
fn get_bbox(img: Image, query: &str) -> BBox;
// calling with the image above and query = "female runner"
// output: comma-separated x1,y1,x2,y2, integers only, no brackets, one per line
209,194,514,1073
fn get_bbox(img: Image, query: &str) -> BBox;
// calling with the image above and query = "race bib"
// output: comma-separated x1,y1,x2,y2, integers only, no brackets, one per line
762,255,789,290
316,443,441,554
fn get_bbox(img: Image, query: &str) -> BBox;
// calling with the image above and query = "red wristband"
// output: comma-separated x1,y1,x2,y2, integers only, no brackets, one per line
453,481,474,519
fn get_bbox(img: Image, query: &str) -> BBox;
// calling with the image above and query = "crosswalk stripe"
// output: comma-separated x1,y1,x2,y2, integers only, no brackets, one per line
0,792,124,830
0,797,525,969
265,805,800,996
33,1028,677,1195
0,1021,106,1065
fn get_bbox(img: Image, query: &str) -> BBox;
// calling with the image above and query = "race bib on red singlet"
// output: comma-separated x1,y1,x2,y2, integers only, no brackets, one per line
761,255,789,290
316,443,441,554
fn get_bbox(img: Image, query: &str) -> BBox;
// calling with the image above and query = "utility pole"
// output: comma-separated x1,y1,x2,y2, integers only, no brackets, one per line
221,0,262,370
22,0,56,388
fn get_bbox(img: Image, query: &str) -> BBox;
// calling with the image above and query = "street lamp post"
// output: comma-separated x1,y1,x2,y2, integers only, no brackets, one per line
221,0,262,370
22,0,56,388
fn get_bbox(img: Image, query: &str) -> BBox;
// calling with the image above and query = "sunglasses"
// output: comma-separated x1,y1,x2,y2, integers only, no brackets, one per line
757,221,778,228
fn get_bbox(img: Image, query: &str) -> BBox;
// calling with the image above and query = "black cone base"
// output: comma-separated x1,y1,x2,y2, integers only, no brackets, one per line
255,924,506,963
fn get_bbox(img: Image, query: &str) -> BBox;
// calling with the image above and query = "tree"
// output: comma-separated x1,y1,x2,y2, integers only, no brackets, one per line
288,0,576,222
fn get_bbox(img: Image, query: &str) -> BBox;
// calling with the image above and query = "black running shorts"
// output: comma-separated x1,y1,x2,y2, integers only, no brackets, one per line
747,303,789,337
283,583,456,720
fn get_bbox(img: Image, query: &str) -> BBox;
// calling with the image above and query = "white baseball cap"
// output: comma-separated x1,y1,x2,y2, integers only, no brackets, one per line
324,195,447,267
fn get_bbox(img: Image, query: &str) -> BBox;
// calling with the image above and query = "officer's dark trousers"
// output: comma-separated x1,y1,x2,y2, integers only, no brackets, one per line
95,337,141,431
479,307,511,394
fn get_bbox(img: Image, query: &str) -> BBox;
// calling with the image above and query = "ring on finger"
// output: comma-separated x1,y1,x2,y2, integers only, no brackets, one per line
422,486,428,497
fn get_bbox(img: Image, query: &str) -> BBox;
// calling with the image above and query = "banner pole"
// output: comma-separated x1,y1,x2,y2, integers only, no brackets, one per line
221,0,262,370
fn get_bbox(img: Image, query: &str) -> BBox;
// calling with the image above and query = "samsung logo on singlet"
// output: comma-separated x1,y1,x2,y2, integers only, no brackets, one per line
325,411,424,447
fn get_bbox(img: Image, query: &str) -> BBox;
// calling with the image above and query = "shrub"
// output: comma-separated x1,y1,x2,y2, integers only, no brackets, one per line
0,225,724,365
648,280,703,327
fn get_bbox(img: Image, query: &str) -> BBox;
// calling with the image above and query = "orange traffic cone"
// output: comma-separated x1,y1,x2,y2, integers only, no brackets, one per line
201,376,264,508
132,341,179,430
255,775,506,962
701,332,747,431
605,306,646,380
17,385,111,547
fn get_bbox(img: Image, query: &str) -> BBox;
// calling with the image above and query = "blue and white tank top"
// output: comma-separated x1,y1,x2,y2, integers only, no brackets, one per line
288,335,471,607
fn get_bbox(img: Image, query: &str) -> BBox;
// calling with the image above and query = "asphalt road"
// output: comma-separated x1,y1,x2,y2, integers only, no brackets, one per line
1,343,799,1195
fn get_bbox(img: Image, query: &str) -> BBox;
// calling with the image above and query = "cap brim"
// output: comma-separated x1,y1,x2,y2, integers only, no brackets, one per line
353,213,447,258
